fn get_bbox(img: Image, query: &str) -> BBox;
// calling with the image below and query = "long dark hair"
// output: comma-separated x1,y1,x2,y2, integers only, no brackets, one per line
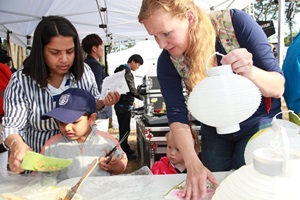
22,16,84,87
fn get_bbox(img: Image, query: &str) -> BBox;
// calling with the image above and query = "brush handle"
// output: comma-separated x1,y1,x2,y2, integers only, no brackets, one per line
75,158,98,192
64,158,98,200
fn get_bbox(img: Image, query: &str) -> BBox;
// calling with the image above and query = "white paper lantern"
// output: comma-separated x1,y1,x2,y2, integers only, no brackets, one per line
212,163,300,200
245,110,300,165
187,53,261,134
213,125,300,200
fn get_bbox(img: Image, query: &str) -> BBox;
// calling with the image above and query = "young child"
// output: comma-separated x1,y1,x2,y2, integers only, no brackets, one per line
151,131,187,174
40,88,127,181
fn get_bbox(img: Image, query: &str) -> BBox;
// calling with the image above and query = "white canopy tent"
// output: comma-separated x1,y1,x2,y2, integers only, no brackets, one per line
0,0,287,66
0,0,148,47
1,0,255,46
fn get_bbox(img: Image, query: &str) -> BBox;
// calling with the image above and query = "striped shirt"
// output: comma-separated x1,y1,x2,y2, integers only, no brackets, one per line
2,63,100,153
48,74,72,107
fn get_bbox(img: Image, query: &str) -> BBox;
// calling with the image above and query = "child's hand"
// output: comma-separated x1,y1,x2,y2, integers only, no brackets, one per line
98,150,119,172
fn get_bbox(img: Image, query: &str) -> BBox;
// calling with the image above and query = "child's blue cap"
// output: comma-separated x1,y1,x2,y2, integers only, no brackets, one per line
41,88,96,123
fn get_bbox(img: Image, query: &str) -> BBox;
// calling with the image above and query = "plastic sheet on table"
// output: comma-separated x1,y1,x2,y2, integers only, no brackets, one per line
0,169,82,200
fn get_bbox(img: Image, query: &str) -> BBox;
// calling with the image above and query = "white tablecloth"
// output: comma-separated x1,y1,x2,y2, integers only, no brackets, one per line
57,172,228,200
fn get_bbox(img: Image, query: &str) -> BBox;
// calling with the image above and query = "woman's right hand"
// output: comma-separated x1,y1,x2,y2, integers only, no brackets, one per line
183,157,217,200
6,136,31,173
170,122,217,199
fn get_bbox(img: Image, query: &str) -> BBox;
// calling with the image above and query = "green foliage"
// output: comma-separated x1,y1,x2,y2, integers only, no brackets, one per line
254,0,300,43
254,0,299,23
284,31,299,46
254,0,278,21
0,38,8,51
108,40,136,53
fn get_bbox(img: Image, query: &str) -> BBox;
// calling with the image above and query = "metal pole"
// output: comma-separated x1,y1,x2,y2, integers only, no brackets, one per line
278,0,285,68
26,35,32,57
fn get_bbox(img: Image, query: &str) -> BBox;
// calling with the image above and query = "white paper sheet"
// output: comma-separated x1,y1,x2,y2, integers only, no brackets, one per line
100,69,129,99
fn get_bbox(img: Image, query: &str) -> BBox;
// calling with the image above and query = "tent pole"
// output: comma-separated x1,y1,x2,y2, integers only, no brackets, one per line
278,0,285,68
26,35,32,57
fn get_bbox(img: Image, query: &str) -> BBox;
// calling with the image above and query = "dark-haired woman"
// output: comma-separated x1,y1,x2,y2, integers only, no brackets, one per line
2,16,119,173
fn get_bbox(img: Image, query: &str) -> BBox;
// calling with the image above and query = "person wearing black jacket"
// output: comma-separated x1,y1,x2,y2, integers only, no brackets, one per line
114,54,144,159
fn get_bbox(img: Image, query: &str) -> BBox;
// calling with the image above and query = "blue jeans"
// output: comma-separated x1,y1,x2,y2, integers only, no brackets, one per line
200,126,256,172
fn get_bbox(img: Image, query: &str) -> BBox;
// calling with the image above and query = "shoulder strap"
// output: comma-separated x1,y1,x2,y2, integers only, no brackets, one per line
211,9,240,53
211,9,271,114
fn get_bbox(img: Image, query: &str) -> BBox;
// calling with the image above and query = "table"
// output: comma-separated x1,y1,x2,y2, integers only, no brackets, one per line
57,172,228,200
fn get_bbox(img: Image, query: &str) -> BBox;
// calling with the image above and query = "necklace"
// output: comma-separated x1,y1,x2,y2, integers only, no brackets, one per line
79,143,85,154
78,138,88,154
78,127,92,154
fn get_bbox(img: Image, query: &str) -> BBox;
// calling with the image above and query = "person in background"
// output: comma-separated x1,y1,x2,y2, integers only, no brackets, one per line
282,31,300,124
114,54,144,160
41,88,127,181
82,34,112,132
138,0,284,199
0,49,12,170
151,131,187,174
2,16,120,174
269,43,278,58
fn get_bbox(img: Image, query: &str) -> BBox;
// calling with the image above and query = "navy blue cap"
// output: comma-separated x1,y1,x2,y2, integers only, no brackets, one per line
41,88,96,123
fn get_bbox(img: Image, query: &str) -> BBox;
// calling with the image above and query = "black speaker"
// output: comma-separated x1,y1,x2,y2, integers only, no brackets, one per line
287,2,296,21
